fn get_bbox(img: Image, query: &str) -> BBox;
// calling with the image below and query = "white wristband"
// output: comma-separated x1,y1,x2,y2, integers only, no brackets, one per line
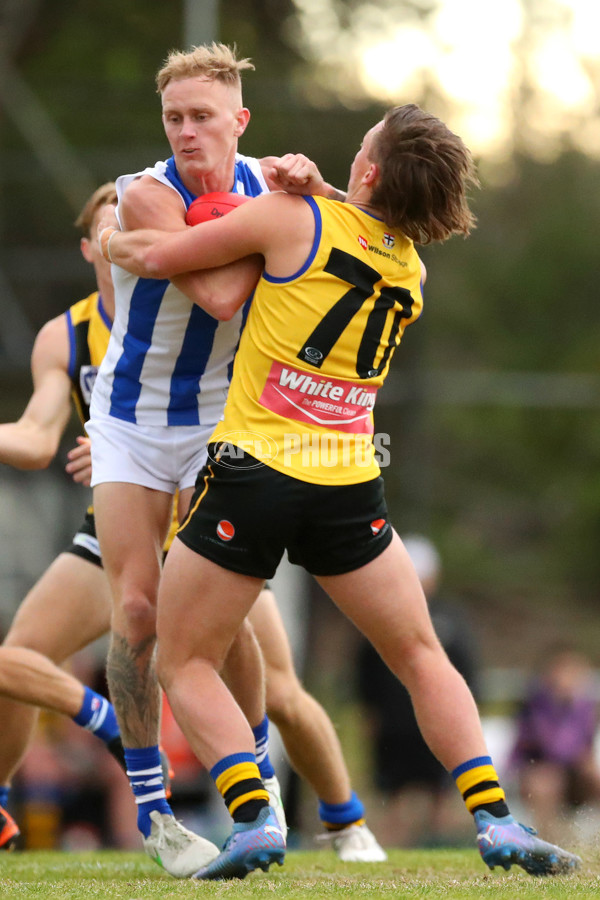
106,229,118,263
99,226,119,262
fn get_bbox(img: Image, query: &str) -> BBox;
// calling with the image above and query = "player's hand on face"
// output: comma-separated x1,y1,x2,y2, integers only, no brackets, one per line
65,435,93,487
269,153,326,195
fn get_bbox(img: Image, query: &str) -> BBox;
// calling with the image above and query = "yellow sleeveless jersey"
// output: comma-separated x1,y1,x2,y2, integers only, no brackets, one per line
65,292,179,549
211,195,424,485
65,292,112,428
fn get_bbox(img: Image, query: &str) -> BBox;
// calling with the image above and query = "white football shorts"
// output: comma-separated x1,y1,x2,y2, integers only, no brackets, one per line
86,412,213,493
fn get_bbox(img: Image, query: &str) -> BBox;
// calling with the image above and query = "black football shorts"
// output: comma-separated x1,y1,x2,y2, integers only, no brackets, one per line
64,509,103,568
176,442,393,579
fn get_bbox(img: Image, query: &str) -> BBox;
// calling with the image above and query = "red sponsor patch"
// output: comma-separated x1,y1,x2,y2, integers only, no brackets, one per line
370,518,386,535
358,235,368,250
216,520,235,541
258,360,376,435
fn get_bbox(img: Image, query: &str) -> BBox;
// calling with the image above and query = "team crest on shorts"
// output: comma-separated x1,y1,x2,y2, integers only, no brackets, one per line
370,518,387,536
217,520,235,541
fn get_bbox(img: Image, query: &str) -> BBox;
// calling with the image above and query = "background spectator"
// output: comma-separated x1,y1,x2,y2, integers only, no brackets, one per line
509,642,600,844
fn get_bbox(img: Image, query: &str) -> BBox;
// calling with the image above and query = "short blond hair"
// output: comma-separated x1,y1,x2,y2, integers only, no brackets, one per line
74,182,117,238
156,42,254,93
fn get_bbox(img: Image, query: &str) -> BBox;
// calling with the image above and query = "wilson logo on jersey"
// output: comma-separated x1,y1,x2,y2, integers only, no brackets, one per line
358,235,368,250
217,520,235,541
382,232,395,249
370,518,387,535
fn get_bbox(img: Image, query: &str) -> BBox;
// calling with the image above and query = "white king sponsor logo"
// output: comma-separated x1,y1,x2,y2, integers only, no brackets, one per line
278,368,375,409
259,360,378,434
382,232,395,249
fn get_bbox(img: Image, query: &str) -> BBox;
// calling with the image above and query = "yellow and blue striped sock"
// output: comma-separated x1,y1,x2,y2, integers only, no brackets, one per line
211,752,270,824
453,755,510,818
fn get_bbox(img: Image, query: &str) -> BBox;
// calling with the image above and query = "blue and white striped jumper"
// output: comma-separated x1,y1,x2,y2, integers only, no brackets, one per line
91,153,269,427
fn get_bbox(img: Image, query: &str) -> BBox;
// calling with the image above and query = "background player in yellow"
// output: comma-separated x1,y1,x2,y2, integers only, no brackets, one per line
100,103,581,880
0,183,122,850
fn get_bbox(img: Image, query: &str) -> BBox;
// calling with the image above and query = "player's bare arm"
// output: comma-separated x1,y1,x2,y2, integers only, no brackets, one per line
178,152,346,304
119,175,189,233
100,191,315,320
0,315,72,469
118,176,262,309
120,176,224,304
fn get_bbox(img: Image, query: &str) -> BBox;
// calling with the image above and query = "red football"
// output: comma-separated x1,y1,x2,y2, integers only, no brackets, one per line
186,191,251,226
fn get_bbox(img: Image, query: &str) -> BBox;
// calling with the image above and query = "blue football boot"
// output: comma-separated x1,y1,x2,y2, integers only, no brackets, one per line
193,806,286,880
475,809,581,876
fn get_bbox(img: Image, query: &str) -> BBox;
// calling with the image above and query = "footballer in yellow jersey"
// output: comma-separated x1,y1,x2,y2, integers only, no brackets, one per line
210,195,423,485
62,291,113,566
178,194,421,576
66,291,112,428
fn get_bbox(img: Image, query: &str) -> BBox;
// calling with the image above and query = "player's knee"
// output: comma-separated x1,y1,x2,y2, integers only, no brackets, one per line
155,640,208,693
383,631,445,687
115,590,157,640
265,672,304,728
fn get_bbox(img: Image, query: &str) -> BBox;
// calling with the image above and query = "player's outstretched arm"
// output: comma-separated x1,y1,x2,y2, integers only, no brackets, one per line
0,316,72,470
100,193,288,315
100,191,314,320
0,646,84,716
116,178,263,312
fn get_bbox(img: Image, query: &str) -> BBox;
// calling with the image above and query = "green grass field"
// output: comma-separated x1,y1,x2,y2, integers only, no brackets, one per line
1,848,600,900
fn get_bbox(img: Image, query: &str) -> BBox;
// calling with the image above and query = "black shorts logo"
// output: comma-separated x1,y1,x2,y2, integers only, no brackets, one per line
370,518,387,536
216,520,235,541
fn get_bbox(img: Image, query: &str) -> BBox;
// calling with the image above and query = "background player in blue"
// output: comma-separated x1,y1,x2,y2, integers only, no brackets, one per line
86,43,376,874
